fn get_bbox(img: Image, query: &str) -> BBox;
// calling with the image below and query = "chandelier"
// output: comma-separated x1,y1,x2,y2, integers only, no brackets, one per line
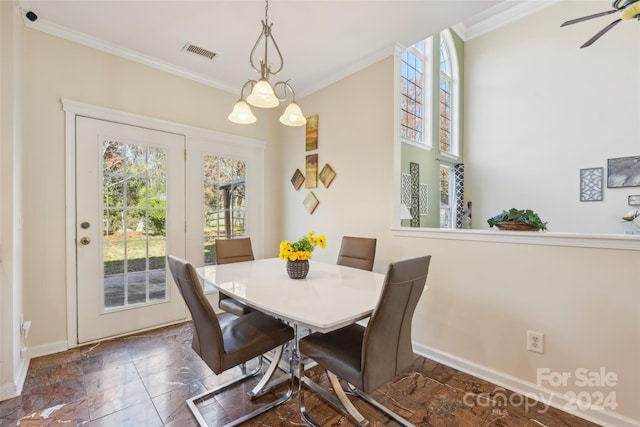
228,0,306,127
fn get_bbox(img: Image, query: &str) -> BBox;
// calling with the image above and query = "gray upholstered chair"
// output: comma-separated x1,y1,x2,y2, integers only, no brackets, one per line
336,236,377,271
298,255,431,427
215,237,254,315
167,255,294,427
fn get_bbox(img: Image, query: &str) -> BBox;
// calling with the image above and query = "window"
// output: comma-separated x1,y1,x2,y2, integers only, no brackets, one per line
202,155,247,265
399,31,459,154
438,30,459,157
400,41,428,145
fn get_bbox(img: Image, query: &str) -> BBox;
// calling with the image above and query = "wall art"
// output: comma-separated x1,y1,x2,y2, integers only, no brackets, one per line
607,156,640,188
305,114,319,151
419,183,428,215
580,167,603,201
319,164,336,188
401,173,411,205
629,195,640,206
303,192,319,214
305,154,318,188
291,169,304,190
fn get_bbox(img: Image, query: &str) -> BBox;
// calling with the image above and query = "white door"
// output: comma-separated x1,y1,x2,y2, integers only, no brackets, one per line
76,117,186,343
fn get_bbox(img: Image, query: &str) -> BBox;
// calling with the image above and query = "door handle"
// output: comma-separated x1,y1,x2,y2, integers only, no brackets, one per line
79,237,91,246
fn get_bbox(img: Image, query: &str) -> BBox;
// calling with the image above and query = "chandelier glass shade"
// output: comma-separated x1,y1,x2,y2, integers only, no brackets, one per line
228,100,257,124
246,79,279,108
279,102,306,126
229,0,306,127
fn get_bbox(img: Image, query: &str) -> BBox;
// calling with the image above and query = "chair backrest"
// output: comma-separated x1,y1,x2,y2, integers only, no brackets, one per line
167,255,226,373
215,237,255,265
360,255,431,392
336,236,377,271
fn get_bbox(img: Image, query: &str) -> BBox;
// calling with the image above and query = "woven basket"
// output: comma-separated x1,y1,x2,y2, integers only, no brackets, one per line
495,222,538,231
286,260,309,279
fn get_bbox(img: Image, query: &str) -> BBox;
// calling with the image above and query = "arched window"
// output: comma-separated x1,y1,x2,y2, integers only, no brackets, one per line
438,30,459,158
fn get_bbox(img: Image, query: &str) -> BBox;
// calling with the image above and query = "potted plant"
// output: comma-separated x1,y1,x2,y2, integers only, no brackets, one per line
279,231,326,279
487,208,548,231
622,210,640,234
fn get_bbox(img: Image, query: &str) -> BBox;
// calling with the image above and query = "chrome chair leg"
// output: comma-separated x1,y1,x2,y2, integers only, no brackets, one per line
346,382,415,427
187,345,293,427
299,365,369,427
248,344,285,398
327,371,369,426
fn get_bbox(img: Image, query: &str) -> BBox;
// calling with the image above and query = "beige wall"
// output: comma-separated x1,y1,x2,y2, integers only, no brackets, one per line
15,6,640,425
20,28,286,349
284,56,640,425
1,0,27,399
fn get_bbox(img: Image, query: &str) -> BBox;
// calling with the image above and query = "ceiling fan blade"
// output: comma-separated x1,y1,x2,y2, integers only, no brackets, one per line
580,18,622,48
561,9,617,27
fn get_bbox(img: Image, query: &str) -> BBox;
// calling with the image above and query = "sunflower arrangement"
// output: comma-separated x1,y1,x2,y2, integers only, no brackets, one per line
279,231,326,261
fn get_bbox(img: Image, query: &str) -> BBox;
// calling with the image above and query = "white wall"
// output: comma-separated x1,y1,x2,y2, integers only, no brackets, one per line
283,55,640,426
465,0,640,234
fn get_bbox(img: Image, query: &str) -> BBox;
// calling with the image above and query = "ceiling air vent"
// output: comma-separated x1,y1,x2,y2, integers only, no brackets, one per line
182,42,216,60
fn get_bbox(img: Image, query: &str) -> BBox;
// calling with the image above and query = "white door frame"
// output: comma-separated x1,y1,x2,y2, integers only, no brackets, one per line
62,99,266,348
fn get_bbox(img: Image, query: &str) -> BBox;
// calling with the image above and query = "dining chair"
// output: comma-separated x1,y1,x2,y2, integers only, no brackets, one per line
336,236,377,271
215,237,254,315
167,255,295,427
298,255,431,427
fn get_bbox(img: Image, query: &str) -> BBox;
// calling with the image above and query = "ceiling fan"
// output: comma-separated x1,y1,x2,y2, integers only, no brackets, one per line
561,0,640,48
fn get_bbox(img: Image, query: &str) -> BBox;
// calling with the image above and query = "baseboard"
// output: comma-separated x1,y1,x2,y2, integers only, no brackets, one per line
28,340,69,359
0,356,29,401
413,342,640,427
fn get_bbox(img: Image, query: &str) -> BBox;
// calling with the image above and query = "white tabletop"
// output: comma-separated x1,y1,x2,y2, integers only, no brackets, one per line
197,258,386,333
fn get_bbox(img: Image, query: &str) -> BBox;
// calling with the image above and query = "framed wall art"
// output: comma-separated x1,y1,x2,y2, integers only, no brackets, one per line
305,154,318,188
303,192,319,214
291,169,304,190
629,195,640,206
319,164,336,188
305,114,318,151
607,156,640,188
580,167,603,201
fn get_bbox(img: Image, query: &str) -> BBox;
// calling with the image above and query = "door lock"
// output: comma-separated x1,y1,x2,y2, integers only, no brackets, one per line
80,221,90,229
79,237,91,245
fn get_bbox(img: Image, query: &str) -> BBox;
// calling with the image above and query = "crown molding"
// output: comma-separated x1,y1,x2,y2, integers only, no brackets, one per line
297,43,397,99
453,0,561,41
22,16,237,94
19,1,561,100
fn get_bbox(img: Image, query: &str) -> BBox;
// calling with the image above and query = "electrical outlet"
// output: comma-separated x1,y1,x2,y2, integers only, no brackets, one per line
527,330,544,354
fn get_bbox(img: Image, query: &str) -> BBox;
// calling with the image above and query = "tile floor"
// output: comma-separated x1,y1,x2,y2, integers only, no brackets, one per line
0,320,601,426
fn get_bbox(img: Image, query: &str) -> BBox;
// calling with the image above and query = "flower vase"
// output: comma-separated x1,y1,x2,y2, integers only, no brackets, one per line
286,260,309,279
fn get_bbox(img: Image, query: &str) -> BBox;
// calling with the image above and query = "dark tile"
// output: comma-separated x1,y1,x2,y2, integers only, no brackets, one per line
151,380,207,423
18,377,86,415
22,362,84,393
7,321,603,427
87,400,162,427
83,361,141,395
86,378,150,420
0,395,23,424
18,398,89,426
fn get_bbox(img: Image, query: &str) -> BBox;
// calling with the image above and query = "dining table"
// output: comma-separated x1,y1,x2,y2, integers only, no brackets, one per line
196,257,386,333
195,257,413,425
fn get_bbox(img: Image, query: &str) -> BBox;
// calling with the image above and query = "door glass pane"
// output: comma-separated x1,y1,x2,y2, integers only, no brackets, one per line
102,140,168,309
202,155,247,265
